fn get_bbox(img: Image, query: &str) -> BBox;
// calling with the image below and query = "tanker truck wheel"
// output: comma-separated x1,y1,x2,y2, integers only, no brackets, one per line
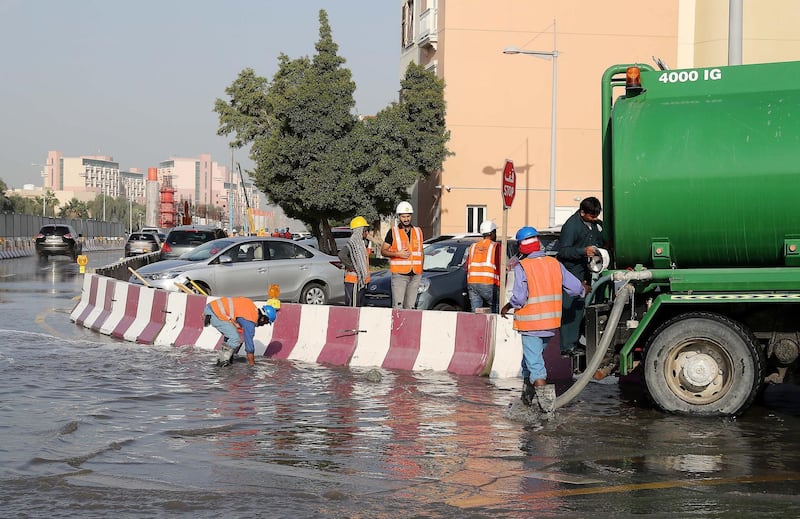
643,312,763,416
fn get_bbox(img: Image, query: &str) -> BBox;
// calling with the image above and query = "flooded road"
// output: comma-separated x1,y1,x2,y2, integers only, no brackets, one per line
2,252,800,517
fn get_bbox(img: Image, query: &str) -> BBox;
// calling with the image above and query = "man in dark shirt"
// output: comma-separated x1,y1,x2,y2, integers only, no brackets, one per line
556,196,604,355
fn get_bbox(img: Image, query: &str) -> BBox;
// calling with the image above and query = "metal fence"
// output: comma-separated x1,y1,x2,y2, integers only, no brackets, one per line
0,213,124,239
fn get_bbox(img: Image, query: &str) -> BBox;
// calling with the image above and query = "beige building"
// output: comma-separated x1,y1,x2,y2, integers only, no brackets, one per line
401,0,800,237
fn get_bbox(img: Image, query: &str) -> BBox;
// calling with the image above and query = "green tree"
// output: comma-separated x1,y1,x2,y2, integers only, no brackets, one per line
215,9,449,253
351,62,451,218
87,194,128,223
58,197,90,218
0,178,11,211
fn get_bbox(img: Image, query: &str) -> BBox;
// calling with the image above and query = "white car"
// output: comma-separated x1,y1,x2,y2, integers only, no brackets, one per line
130,236,346,305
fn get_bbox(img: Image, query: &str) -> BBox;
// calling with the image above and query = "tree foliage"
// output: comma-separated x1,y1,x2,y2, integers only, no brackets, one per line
58,197,90,218
0,178,11,211
214,9,450,253
0,177,144,226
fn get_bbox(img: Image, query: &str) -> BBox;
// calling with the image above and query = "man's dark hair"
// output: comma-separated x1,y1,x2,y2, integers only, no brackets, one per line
580,197,602,216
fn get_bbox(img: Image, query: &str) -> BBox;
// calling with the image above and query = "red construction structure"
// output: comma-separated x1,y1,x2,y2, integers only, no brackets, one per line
159,176,176,229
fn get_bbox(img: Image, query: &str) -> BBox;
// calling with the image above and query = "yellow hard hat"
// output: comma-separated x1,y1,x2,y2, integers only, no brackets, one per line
350,216,368,229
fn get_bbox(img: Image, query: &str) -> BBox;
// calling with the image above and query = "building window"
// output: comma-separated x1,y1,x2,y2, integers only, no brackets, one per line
401,0,414,48
466,205,486,234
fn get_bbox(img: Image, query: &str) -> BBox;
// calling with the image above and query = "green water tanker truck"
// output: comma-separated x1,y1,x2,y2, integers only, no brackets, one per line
571,61,800,416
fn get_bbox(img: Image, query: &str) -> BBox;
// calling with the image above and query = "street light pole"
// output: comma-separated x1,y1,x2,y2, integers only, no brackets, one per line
503,19,559,227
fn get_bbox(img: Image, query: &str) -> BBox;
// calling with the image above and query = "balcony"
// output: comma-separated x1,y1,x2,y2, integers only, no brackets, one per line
418,7,437,49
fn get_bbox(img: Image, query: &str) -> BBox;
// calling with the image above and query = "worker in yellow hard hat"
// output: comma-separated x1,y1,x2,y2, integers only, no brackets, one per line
338,216,371,307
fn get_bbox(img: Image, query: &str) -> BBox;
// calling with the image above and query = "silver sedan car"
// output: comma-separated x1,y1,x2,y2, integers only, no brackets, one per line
129,237,346,304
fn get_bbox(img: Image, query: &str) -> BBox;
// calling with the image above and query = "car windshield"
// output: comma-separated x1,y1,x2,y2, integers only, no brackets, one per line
40,225,71,236
423,241,470,272
128,233,157,242
181,239,235,261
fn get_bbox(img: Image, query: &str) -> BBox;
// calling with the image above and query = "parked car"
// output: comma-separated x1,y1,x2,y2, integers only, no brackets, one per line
294,227,352,252
364,229,561,311
160,225,227,260
129,236,346,305
35,224,83,260
124,232,162,257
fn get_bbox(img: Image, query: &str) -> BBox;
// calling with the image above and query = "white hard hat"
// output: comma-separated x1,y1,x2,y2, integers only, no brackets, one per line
588,247,611,273
396,201,414,215
479,220,497,234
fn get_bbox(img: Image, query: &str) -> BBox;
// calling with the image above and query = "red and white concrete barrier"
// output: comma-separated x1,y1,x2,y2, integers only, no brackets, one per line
71,273,570,381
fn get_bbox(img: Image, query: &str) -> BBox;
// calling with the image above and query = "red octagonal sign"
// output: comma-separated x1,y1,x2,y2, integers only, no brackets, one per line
502,159,516,208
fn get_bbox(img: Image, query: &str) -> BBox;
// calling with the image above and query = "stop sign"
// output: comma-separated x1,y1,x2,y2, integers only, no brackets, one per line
502,159,516,208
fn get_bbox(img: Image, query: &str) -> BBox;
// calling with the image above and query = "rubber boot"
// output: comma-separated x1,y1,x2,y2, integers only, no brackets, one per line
217,343,234,367
535,384,556,415
246,353,255,366
521,378,536,407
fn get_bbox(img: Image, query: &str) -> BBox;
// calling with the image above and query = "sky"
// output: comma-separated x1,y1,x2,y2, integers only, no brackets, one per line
0,0,400,188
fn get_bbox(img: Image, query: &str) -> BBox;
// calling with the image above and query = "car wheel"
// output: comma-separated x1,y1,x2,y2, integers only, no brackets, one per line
432,302,460,312
300,282,327,305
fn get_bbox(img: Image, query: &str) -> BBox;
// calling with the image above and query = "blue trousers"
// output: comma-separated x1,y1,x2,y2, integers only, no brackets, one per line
521,334,552,383
468,283,499,313
204,307,245,352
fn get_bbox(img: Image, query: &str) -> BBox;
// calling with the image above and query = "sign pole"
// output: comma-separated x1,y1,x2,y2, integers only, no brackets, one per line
500,206,509,307
499,159,516,308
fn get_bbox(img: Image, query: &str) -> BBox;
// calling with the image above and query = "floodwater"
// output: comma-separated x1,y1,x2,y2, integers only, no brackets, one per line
2,253,800,518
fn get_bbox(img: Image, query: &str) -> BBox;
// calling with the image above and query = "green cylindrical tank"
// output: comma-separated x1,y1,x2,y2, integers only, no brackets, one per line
609,61,800,268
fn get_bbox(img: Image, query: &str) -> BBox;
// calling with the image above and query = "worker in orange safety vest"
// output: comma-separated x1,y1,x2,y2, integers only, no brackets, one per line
339,216,372,307
500,226,586,414
204,297,277,367
381,201,424,309
465,220,501,313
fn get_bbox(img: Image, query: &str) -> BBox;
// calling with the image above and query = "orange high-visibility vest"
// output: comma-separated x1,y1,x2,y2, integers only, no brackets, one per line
344,246,372,284
513,256,563,332
210,297,259,328
388,226,424,275
467,239,500,286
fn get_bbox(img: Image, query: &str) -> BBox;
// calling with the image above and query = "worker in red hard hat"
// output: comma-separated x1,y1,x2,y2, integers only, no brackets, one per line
204,297,277,367
501,226,586,414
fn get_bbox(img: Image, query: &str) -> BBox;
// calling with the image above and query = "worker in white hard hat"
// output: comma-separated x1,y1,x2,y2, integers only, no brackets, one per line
380,201,424,309
465,220,501,313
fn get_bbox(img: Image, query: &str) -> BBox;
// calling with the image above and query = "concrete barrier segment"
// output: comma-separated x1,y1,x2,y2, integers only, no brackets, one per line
73,275,100,327
98,279,129,335
70,273,96,323
87,277,117,332
135,288,169,344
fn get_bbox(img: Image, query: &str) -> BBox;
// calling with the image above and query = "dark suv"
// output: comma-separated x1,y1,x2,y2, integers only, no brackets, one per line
35,224,83,260
160,225,227,260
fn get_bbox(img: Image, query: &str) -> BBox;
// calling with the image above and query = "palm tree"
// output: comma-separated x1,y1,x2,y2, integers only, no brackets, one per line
58,197,90,218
